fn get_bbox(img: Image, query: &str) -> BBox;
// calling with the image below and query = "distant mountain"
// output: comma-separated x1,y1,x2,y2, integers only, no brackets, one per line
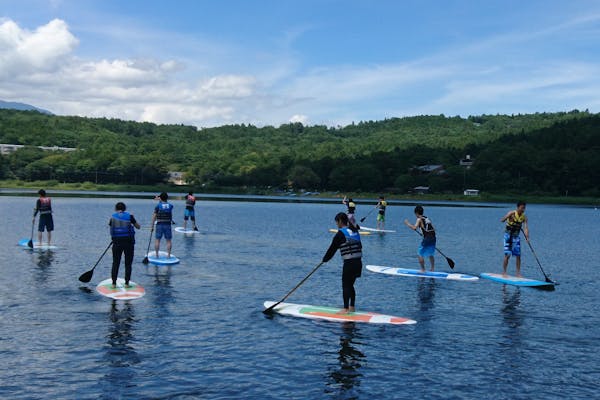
0,100,53,115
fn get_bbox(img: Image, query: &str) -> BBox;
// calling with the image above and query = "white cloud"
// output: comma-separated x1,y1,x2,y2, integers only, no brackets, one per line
289,114,308,124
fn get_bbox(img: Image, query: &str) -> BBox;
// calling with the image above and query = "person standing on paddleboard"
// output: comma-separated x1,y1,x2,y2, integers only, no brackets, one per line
109,202,140,288
342,196,359,229
152,192,174,259
376,195,387,230
500,201,529,277
33,189,54,246
183,191,198,231
404,205,436,272
322,212,363,314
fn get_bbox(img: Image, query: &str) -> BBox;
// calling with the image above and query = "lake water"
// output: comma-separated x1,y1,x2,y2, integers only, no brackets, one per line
0,196,598,399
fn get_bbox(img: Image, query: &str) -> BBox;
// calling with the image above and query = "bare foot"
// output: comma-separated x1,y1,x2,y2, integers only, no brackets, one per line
348,306,356,313
337,308,349,314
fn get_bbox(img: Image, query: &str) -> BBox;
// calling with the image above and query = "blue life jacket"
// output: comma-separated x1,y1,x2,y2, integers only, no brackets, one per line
155,202,173,224
110,211,135,239
339,227,362,260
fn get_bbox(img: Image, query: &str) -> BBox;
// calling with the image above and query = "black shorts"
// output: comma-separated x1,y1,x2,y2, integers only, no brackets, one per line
38,214,54,232
342,258,362,281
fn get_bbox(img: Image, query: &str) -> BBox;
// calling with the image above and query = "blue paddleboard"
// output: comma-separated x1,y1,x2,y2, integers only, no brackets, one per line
480,273,555,288
367,265,478,281
18,238,58,250
145,251,180,266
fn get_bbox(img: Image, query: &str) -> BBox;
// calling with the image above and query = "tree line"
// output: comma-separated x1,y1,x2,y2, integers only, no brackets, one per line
0,108,598,196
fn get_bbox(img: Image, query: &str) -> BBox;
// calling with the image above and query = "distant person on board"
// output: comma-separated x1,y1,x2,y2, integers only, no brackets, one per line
376,195,387,230
322,212,363,314
404,205,436,272
342,196,358,229
183,191,198,231
33,189,54,246
152,192,174,258
501,201,529,277
109,202,140,288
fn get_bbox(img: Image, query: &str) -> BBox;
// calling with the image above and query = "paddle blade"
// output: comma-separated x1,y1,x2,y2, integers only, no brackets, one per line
446,257,455,269
142,256,149,265
27,239,33,248
262,304,278,314
78,269,94,283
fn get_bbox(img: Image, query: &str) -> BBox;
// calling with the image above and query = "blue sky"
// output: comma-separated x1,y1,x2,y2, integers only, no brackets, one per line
1,0,599,127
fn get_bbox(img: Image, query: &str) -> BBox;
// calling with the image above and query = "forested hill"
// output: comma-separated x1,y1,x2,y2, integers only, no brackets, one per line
0,109,598,196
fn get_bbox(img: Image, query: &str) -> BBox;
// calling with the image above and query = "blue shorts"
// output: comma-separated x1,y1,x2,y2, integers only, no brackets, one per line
38,214,54,232
503,233,521,256
418,238,436,257
184,208,195,220
155,223,172,240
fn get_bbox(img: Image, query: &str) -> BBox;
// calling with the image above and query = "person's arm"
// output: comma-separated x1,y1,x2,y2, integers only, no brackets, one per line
500,211,513,223
342,196,348,206
33,199,41,218
322,231,345,262
130,214,141,230
404,218,421,231
151,208,157,225
522,216,529,240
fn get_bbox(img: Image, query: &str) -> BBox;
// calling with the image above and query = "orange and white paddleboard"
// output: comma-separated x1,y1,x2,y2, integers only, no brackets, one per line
96,278,145,300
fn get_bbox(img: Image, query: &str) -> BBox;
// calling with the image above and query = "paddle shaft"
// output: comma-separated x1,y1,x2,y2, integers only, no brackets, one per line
263,261,324,313
78,241,113,282
28,215,35,248
521,229,553,283
360,207,377,223
142,224,154,264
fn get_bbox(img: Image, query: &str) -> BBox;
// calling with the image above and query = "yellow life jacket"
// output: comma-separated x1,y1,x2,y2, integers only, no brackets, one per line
505,211,526,235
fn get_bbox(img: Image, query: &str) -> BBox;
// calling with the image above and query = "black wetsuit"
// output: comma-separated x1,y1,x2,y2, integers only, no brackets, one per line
323,229,363,309
109,214,138,285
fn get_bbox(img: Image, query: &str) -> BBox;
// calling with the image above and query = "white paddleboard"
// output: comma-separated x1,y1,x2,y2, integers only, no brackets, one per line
480,273,555,288
18,238,58,250
146,251,180,265
96,278,145,300
264,301,416,325
360,226,396,233
174,227,199,234
367,265,478,281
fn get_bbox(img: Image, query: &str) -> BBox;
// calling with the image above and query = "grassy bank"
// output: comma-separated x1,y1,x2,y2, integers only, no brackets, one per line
0,180,598,206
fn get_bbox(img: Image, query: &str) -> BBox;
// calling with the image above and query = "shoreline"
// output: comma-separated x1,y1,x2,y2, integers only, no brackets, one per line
0,180,597,206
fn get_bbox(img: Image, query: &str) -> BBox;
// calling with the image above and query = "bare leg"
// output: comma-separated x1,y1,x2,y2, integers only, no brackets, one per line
502,255,510,276
155,239,160,258
418,256,425,272
515,256,522,277
429,256,435,271
38,231,42,245
47,231,51,246
166,239,172,258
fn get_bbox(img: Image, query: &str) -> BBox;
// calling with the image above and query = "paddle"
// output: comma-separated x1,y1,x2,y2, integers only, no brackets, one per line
142,223,155,264
263,261,325,314
360,207,377,223
28,215,35,248
522,229,554,283
78,242,113,283
413,230,455,269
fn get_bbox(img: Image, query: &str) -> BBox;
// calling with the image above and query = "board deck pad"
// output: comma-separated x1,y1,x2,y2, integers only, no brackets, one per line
146,251,180,265
96,278,145,300
174,227,199,234
367,265,478,281
328,229,371,236
264,301,416,325
360,226,396,233
18,238,58,250
480,272,555,287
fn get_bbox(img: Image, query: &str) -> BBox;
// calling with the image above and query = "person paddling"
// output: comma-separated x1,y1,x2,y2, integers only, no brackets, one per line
501,201,529,277
33,189,54,246
376,195,387,230
183,191,198,231
342,196,358,229
404,205,436,272
322,212,363,314
152,192,174,258
109,202,140,288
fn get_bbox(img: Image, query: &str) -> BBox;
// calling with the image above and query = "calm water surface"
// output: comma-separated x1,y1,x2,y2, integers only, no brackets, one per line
0,196,598,399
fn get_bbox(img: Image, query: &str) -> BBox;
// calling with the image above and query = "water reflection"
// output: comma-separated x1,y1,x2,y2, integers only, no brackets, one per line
501,286,523,335
417,278,436,313
325,323,365,399
102,301,139,398
34,250,54,284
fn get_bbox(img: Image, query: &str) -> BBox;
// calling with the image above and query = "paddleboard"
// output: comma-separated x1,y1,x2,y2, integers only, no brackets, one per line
328,229,371,236
263,301,416,325
480,273,555,288
146,251,180,265
367,265,478,281
96,278,145,300
18,238,58,250
360,226,396,233
174,227,199,234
